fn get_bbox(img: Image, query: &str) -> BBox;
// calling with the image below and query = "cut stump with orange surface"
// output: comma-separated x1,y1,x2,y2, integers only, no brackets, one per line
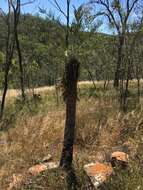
7,161,58,190
111,151,129,162
28,164,48,176
28,162,58,176
111,151,129,168
84,162,113,188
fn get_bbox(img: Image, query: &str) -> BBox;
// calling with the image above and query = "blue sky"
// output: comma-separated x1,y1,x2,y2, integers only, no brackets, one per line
1,0,139,34
1,0,88,27
0,0,109,33
0,0,86,16
0,0,142,34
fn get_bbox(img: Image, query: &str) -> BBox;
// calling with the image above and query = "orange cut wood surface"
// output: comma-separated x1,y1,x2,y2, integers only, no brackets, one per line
86,163,113,177
28,164,47,176
111,151,129,162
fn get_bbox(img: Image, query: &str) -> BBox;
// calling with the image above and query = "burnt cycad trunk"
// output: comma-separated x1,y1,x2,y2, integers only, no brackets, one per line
60,57,79,168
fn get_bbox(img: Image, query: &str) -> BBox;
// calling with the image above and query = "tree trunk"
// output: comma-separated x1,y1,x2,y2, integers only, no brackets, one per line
0,43,15,119
87,68,96,90
60,57,79,169
0,63,10,119
114,37,124,88
0,2,14,119
137,78,140,103
13,1,25,101
15,28,25,101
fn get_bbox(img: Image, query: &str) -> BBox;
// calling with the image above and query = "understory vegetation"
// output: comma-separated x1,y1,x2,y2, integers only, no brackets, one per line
0,82,143,189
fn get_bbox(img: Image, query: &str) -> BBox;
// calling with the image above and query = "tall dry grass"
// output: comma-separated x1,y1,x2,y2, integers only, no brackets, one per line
0,82,143,189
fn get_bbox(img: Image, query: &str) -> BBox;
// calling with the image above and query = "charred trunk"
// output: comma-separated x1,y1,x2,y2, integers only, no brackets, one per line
60,57,80,169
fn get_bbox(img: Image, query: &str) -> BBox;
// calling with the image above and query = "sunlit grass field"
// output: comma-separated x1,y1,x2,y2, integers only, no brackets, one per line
0,81,143,189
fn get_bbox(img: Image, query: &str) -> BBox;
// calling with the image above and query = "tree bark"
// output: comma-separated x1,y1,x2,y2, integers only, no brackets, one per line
0,62,10,119
15,27,25,101
0,1,15,119
60,57,80,169
114,37,124,88
13,0,25,101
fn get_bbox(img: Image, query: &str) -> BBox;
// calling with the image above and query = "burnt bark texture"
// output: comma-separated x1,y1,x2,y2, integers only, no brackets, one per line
60,57,80,169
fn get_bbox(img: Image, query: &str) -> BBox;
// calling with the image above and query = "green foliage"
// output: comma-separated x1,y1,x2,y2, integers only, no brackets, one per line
0,13,117,88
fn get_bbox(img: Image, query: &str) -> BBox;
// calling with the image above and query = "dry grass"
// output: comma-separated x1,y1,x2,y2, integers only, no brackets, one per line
1,79,143,101
0,86,55,100
0,82,143,189
0,111,65,189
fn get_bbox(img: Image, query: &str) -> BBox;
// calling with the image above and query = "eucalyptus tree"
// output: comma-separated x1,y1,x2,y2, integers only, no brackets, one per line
10,0,26,101
0,0,15,119
0,0,35,119
118,11,143,110
90,0,141,88
124,17,143,106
